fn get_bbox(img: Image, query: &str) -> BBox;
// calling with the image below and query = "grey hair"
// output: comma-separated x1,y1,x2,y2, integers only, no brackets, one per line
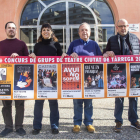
117,19,128,26
78,22,91,32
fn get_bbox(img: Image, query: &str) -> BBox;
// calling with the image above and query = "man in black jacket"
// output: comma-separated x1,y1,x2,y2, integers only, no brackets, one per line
103,19,140,132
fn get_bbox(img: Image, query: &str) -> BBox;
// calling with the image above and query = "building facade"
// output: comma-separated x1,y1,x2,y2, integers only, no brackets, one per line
0,0,140,53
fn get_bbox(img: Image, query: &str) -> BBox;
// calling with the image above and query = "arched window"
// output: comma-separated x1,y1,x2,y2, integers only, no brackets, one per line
20,0,115,53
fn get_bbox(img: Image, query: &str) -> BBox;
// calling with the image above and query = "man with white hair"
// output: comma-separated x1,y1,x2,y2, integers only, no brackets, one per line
103,19,140,132
62,22,102,133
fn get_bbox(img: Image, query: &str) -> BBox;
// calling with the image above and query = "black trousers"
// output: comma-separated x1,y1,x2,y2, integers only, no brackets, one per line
2,100,24,130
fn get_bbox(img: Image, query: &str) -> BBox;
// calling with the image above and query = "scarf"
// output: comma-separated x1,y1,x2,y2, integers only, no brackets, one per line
118,33,130,55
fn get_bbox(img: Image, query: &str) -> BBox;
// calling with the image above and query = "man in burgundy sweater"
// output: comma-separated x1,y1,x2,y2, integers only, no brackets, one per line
0,22,29,137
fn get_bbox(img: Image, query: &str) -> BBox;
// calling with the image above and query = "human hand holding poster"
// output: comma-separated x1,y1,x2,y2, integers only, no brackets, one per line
0,55,140,99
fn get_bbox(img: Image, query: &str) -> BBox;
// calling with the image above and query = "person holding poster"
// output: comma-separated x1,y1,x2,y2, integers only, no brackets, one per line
103,19,140,132
0,22,29,137
62,22,102,133
29,23,62,135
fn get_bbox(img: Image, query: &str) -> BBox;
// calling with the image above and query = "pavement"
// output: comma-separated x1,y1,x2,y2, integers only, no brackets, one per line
0,98,140,140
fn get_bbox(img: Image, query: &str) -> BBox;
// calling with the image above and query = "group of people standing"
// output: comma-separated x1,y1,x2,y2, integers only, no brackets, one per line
0,19,139,137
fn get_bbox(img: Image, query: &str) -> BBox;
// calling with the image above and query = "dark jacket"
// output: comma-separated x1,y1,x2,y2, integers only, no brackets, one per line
104,32,140,55
34,38,62,56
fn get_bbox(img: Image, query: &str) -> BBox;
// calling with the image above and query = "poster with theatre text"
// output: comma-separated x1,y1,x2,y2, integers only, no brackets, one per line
129,63,140,96
107,63,127,97
0,64,13,99
37,64,58,99
13,64,34,99
61,64,82,98
84,64,104,98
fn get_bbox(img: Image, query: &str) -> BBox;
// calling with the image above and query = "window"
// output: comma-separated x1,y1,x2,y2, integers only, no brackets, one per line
20,0,115,52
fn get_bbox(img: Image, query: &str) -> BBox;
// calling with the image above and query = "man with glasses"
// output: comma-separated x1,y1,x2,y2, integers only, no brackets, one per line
103,19,140,132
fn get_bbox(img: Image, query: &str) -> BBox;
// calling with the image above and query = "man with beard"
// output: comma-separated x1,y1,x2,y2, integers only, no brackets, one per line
103,19,140,132
0,22,29,137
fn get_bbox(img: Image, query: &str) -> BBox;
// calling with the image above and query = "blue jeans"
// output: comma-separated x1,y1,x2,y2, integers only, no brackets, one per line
33,100,59,129
73,99,93,126
114,97,138,124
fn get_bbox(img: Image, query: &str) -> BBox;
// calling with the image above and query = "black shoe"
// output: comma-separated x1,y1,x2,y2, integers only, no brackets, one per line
0,128,13,137
16,128,26,136
52,128,59,134
32,129,40,135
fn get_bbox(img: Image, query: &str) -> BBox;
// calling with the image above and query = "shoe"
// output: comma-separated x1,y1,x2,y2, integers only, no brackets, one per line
0,128,13,137
114,122,122,133
32,129,40,135
52,128,59,134
131,121,140,130
72,125,80,133
86,125,95,133
16,128,26,136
